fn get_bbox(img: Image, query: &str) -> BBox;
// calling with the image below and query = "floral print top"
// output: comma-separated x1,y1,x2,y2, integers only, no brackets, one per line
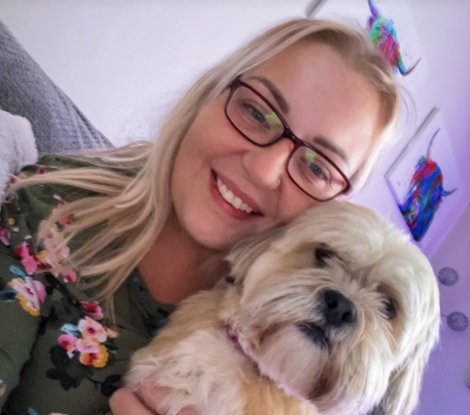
0,156,174,415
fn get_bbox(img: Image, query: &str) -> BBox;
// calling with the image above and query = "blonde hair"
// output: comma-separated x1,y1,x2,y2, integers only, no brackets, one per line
8,18,400,314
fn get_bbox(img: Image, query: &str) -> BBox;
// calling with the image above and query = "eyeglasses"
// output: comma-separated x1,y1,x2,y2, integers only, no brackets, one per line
224,77,352,202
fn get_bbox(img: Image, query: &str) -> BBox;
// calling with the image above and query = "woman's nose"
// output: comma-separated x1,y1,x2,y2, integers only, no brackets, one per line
242,138,294,189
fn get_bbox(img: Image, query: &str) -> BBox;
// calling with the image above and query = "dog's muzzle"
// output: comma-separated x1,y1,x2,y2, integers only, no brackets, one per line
298,289,357,349
323,289,357,328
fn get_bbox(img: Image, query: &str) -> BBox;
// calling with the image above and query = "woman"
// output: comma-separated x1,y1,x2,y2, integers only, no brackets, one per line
0,18,399,415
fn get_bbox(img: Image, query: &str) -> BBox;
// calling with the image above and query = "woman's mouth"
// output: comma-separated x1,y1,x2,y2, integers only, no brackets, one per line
216,176,254,213
210,170,262,220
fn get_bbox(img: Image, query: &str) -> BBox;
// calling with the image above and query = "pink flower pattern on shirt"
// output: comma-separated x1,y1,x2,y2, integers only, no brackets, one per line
8,276,46,316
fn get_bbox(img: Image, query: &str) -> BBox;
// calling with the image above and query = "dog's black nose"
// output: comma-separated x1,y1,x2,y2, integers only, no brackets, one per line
323,290,357,328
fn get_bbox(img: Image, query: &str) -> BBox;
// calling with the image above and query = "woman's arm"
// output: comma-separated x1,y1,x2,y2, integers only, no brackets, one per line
0,157,80,409
0,198,48,409
109,388,156,415
110,384,198,415
0,243,44,410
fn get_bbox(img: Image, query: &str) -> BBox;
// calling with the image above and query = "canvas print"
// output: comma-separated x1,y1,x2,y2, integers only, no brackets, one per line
385,108,462,253
306,0,428,92
366,0,420,76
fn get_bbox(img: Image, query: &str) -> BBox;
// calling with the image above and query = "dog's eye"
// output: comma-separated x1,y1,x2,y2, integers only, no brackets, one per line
225,275,236,285
383,298,398,320
315,245,333,267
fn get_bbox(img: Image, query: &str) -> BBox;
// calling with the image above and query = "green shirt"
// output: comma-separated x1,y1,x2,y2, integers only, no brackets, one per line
0,156,174,415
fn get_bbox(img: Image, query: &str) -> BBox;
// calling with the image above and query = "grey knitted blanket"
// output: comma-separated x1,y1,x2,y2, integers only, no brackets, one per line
0,19,112,156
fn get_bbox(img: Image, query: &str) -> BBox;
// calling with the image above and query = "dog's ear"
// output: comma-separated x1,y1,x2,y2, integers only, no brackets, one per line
370,340,435,415
365,404,385,415
373,354,423,415
371,283,440,415
225,275,236,285
212,260,242,289
225,226,285,284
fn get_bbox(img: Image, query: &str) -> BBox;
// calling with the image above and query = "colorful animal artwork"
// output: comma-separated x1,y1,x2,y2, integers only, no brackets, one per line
398,129,456,242
366,0,420,75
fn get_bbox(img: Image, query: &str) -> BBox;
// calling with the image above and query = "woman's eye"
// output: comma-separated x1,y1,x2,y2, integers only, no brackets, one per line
308,163,327,181
384,298,398,320
243,103,266,125
303,149,329,182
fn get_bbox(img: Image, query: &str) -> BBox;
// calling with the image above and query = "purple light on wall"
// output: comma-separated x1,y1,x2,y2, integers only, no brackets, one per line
446,312,469,332
438,267,459,286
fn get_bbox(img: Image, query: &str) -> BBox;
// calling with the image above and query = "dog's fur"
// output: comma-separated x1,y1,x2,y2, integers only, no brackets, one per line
126,202,440,415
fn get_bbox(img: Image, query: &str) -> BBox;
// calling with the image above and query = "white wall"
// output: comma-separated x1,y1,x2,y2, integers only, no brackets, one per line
0,0,309,144
416,205,470,415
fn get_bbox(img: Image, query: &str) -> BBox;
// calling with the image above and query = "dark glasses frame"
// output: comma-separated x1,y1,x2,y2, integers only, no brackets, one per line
224,77,352,202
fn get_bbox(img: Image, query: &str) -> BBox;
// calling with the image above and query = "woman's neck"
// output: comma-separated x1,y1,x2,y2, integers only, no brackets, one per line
137,216,226,305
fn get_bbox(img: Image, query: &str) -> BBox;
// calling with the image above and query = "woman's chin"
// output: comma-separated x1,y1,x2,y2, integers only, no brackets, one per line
179,214,236,250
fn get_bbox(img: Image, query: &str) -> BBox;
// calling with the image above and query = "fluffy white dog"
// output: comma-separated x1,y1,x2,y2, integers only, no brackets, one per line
127,202,440,415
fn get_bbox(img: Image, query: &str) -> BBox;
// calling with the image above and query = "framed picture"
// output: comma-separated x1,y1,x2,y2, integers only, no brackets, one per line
385,108,463,255
305,0,329,17
305,0,428,93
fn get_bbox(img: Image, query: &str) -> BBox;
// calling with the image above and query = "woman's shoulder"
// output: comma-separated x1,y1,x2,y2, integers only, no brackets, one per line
25,154,108,174
16,153,123,205
1,155,101,249
31,153,140,179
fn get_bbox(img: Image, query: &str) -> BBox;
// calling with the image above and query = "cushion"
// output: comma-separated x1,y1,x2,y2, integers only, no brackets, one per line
0,19,112,156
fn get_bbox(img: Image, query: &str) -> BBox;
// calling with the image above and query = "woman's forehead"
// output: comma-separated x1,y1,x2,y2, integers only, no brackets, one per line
244,42,382,174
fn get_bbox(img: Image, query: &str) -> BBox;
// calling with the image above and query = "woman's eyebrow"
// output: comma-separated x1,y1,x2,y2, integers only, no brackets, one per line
313,135,350,166
245,76,349,167
246,75,290,114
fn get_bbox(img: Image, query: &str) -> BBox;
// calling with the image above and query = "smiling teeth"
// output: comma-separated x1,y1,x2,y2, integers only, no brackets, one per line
217,177,254,213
